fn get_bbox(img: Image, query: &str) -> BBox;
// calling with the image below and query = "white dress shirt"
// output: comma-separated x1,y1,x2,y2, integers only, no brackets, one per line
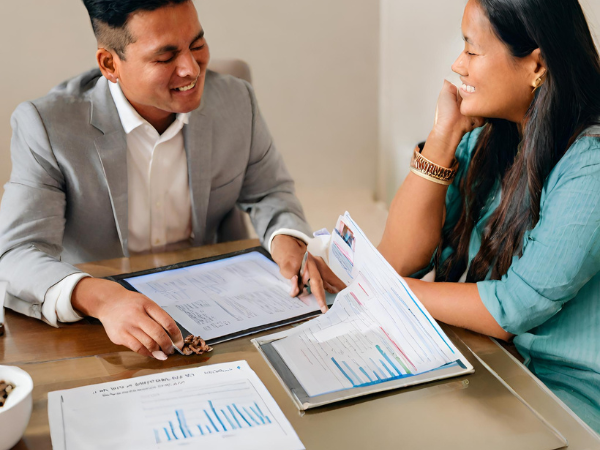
111,80,192,252
43,81,193,325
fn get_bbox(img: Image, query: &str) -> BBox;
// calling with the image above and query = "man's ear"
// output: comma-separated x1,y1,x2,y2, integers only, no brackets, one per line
97,48,120,83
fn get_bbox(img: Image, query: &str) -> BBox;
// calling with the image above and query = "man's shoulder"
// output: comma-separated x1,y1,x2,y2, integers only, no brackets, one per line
201,70,254,113
26,68,103,118
204,69,251,95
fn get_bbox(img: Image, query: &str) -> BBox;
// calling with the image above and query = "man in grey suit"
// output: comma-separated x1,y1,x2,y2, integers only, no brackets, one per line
0,0,342,358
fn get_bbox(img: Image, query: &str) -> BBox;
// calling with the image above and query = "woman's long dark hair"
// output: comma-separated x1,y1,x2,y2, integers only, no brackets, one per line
437,0,600,282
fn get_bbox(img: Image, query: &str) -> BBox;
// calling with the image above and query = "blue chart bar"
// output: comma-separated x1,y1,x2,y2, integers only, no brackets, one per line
154,402,273,441
209,401,227,431
169,421,178,440
228,405,242,428
359,367,373,382
221,408,237,429
331,357,356,386
331,351,414,390
376,345,402,376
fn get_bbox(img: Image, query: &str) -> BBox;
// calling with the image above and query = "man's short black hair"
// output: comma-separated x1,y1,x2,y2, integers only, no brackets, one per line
81,0,190,59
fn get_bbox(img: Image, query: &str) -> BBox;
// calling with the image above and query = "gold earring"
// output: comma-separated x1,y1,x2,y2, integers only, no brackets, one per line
532,76,544,93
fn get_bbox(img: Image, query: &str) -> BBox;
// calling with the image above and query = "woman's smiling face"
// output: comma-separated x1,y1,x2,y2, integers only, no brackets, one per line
451,0,538,123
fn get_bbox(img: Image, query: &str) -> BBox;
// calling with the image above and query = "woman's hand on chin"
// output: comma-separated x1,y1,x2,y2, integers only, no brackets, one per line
431,80,484,151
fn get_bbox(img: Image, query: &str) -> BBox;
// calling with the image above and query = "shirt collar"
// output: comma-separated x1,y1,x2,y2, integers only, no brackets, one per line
108,80,190,135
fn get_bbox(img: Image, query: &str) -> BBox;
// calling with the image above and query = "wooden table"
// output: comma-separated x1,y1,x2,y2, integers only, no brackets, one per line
2,240,600,449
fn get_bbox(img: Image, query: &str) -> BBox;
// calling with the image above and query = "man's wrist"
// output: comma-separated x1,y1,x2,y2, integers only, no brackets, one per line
71,278,124,318
270,235,307,259
268,228,311,254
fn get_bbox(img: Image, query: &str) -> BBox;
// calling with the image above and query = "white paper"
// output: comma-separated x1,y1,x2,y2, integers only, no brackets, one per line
48,361,304,450
125,252,320,341
272,213,463,397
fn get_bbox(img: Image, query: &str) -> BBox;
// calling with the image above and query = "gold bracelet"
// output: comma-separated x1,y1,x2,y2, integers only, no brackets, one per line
409,167,453,185
410,147,458,185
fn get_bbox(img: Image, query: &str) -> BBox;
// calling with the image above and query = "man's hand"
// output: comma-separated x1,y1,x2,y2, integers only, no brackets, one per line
270,234,346,313
71,278,183,359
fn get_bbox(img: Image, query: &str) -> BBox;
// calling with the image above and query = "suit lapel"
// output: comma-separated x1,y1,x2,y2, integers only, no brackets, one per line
90,78,130,256
184,111,213,246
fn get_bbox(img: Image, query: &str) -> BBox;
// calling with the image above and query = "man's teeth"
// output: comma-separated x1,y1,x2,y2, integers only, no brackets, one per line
461,83,476,93
176,80,196,92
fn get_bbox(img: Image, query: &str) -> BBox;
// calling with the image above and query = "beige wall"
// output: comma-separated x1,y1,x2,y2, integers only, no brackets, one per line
378,0,465,204
194,1,379,192
0,0,97,193
0,0,380,195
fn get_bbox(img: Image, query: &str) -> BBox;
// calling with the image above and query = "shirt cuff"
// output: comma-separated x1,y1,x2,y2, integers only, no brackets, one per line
268,228,332,263
477,280,515,334
42,273,90,327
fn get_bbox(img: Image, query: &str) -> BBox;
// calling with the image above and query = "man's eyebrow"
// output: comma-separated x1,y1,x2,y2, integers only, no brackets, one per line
190,30,205,45
152,30,205,56
153,44,180,56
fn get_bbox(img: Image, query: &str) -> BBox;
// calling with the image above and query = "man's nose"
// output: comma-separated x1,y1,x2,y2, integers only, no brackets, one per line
176,51,200,79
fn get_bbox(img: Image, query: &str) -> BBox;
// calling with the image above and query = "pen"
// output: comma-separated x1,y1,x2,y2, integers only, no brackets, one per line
297,251,308,294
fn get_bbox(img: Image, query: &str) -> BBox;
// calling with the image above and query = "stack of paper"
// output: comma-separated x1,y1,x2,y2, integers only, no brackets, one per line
270,212,467,397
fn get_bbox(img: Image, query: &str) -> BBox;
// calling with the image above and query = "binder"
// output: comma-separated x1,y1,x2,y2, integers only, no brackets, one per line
253,327,474,410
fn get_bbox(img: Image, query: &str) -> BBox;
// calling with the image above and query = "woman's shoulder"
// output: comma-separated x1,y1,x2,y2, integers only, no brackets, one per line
560,125,600,169
546,126,600,191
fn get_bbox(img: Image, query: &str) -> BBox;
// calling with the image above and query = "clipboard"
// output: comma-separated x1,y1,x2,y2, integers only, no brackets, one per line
108,246,334,346
252,328,474,410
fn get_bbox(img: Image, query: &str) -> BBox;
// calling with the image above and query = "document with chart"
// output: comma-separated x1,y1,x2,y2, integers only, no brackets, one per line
253,212,473,409
48,361,304,450
114,249,327,344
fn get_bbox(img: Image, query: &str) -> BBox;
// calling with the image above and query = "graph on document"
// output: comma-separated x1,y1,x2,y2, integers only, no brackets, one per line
329,329,416,389
142,380,279,445
281,318,421,394
272,269,461,397
48,362,304,450
151,399,272,443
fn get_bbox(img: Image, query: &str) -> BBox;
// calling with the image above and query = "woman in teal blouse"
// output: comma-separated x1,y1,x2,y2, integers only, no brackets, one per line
378,0,600,433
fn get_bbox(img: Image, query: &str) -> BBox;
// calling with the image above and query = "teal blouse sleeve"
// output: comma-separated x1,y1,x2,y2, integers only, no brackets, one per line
478,136,600,335
409,127,484,279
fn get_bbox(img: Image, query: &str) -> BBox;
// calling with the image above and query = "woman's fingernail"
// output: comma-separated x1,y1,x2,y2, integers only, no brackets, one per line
321,306,328,314
152,350,168,360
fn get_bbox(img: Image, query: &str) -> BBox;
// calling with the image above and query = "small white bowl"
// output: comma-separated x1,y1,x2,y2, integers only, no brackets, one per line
0,366,33,450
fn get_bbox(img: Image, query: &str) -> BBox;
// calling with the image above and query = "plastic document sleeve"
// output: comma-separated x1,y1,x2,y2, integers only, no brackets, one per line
252,329,474,411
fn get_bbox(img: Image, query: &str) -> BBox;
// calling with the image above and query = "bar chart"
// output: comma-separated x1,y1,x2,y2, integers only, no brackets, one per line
142,378,282,446
153,399,273,443
49,361,304,450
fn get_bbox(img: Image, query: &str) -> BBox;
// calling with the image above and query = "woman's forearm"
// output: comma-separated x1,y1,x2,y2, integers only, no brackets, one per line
378,129,464,276
404,278,513,341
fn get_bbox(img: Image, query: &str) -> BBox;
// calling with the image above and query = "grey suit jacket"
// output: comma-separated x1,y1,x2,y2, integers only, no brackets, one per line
0,68,311,318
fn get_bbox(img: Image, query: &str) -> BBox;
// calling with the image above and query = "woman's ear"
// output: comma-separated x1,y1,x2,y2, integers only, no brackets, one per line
96,48,120,83
529,48,547,83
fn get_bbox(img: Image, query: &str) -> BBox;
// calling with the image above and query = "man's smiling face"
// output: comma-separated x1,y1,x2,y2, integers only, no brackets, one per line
111,1,210,126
